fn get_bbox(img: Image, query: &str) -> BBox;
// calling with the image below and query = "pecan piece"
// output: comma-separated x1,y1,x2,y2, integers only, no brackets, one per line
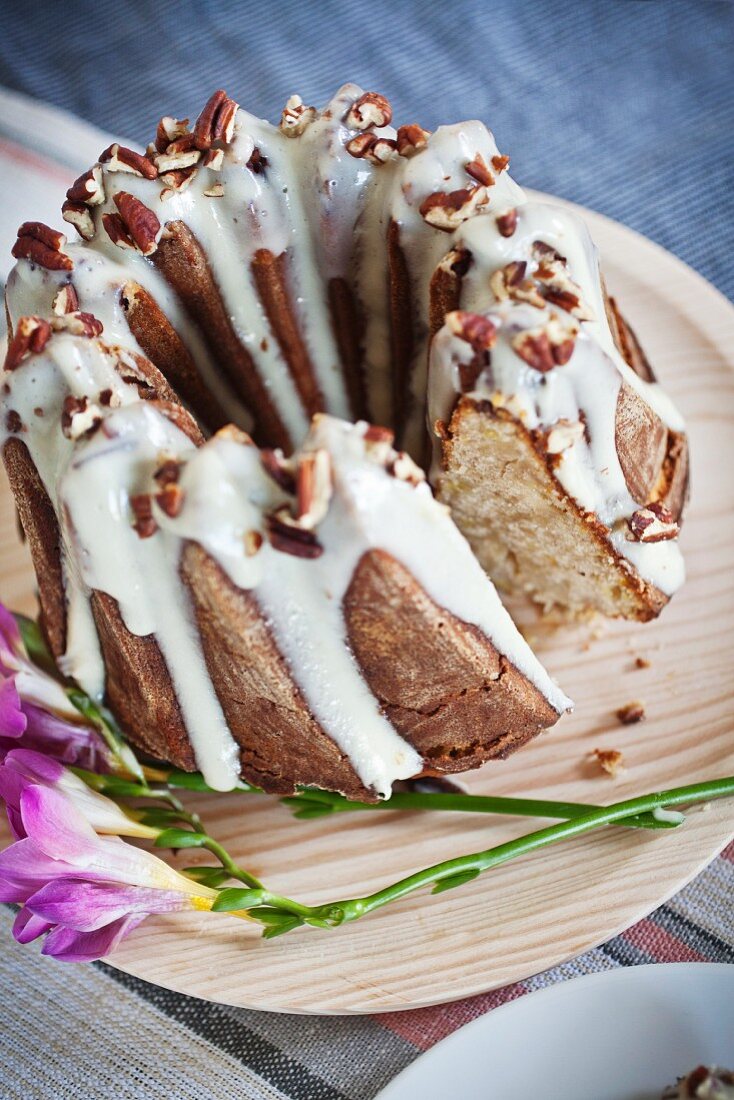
155,483,185,518
62,200,95,241
261,449,296,494
615,701,646,725
388,451,425,486
419,186,490,231
52,284,80,316
296,449,333,529
266,509,323,558
99,144,157,179
154,147,201,173
4,316,52,371
51,312,103,338
61,394,103,440
495,208,518,237
280,94,317,137
465,153,495,187
446,310,497,391
102,212,135,250
593,748,626,777
130,494,158,538
246,147,269,175
203,182,225,198
155,116,190,153
66,165,106,206
490,261,545,308
202,148,224,170
193,89,239,150
492,154,510,172
627,502,679,543
345,91,392,130
5,409,23,433
396,124,430,157
12,223,73,271
545,418,585,454
511,318,578,372
244,529,264,556
346,132,398,165
111,192,161,255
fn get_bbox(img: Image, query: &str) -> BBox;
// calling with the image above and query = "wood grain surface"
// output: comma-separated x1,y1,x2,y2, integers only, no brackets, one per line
1,195,732,1014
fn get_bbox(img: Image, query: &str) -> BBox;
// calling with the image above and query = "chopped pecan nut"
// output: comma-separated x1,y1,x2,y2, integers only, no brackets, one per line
4,316,52,371
99,144,157,179
12,223,73,271
446,310,497,391
490,261,545,308
346,132,398,165
153,459,181,487
388,451,425,486
244,529,264,556
261,449,296,494
363,424,395,445
419,186,490,231
155,116,190,153
193,89,239,150
158,166,198,195
296,449,333,529
130,494,158,538
111,192,161,255
345,91,392,130
66,165,106,206
62,200,95,241
593,748,625,777
203,182,225,197
545,418,585,454
495,208,518,237
5,409,23,433
51,311,103,338
52,284,79,316
615,701,646,725
61,393,103,440
267,509,323,558
396,124,430,156
280,94,317,136
627,501,679,543
102,212,135,250
511,318,578,372
465,153,495,187
154,147,201,173
438,246,473,278
531,241,595,321
155,483,185,518
492,154,510,172
202,148,224,170
246,147,269,175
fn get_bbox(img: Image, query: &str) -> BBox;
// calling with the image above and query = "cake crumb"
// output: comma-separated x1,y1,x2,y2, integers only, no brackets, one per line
616,700,646,725
633,655,651,669
592,748,625,778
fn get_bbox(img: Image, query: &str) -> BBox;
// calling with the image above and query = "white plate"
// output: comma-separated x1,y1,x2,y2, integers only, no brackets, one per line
377,964,734,1100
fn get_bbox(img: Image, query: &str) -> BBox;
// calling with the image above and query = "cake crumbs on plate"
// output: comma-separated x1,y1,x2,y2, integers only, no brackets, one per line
616,700,646,725
592,748,626,778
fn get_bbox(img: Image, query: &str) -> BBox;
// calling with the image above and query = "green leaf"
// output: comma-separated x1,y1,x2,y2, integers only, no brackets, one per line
261,917,304,939
155,828,207,849
135,808,184,828
182,867,231,888
431,869,481,894
164,768,260,794
15,614,57,674
212,888,266,912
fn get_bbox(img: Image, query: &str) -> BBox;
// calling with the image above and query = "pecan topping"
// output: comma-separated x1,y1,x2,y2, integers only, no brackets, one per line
266,509,323,559
110,192,161,255
345,91,392,130
438,246,473,278
61,393,103,440
155,116,190,153
102,213,135,250
530,241,594,321
363,424,395,445
153,459,181,487
52,284,79,316
244,529,264,556
446,310,497,391
4,316,52,371
99,144,157,179
193,90,239,150
396,124,430,157
346,132,398,165
388,451,425,486
419,186,490,231
155,483,185,518
261,449,296,494
5,409,22,433
490,261,546,308
154,146,201,174
492,154,510,172
362,423,395,464
203,182,225,198
593,748,625,777
545,418,585,454
627,501,679,543
246,147,269,175
62,200,95,241
66,165,106,206
615,701,646,725
495,208,518,237
465,153,495,187
511,317,578,372
202,148,224,171
158,166,198,196
51,311,103,338
280,95,317,137
296,449,333,529
12,223,73,271
130,494,158,538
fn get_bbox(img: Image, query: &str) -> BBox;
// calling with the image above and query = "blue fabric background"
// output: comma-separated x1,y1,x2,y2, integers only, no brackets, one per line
0,0,732,298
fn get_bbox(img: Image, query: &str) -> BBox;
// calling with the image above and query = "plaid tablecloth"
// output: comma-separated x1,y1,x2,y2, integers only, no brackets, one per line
0,2,732,1097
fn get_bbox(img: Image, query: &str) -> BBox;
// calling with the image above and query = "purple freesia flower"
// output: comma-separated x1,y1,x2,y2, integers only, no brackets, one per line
0,603,111,770
0,781,217,962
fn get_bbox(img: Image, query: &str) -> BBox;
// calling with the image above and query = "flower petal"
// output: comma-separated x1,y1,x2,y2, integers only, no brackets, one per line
4,747,64,784
0,838,91,902
41,914,144,962
19,784,101,862
0,677,26,739
13,907,53,944
0,604,24,666
28,879,192,931
21,703,111,771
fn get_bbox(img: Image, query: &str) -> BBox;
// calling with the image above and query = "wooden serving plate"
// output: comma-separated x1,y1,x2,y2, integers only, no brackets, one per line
1,197,733,1014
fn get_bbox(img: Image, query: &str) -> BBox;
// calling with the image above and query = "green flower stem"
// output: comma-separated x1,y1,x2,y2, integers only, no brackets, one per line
284,788,673,830
312,776,734,927
198,834,265,892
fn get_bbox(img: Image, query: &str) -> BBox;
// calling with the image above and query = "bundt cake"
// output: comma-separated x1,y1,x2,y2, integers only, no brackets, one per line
0,83,687,794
